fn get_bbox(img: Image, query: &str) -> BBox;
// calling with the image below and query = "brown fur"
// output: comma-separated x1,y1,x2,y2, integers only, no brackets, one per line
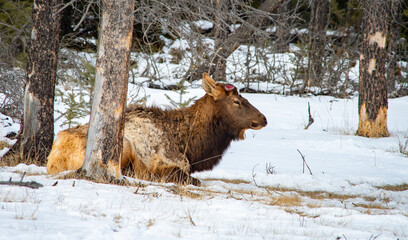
47,73,267,184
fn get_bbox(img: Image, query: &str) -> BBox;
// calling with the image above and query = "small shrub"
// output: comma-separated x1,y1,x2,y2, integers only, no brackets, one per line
56,55,95,128
169,48,185,64
0,67,25,120
55,88,91,128
265,162,276,175
165,78,196,108
398,137,408,156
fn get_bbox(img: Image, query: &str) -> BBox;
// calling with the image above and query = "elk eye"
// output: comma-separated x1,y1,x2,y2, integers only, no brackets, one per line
233,100,240,105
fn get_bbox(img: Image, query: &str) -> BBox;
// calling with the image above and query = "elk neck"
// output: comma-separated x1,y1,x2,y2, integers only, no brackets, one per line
169,94,235,173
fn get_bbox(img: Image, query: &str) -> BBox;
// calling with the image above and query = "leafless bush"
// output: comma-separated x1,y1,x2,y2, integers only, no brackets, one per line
390,39,408,97
0,66,25,120
130,0,365,98
133,0,300,83
0,1,31,121
265,162,276,175
0,1,32,67
398,136,408,156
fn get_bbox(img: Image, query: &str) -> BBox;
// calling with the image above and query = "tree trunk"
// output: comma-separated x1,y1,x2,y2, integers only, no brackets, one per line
307,0,329,88
190,0,285,80
275,0,292,52
357,0,389,138
212,0,230,81
20,0,62,164
386,0,402,94
81,0,134,180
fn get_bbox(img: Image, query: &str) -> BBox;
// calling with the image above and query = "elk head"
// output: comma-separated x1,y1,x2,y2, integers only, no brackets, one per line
202,73,267,140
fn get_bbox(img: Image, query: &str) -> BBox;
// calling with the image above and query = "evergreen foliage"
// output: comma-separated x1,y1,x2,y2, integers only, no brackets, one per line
165,79,197,108
55,57,95,128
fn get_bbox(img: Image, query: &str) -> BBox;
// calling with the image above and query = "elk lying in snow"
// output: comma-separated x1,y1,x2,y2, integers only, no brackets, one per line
47,73,267,185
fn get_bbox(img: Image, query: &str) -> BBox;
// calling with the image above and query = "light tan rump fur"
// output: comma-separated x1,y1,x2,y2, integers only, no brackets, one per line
47,125,87,174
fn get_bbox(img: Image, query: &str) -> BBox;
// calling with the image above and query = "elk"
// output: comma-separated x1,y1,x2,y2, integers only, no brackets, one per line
47,73,267,185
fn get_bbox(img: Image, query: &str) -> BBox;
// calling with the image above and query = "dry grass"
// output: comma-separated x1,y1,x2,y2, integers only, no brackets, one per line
283,208,320,218
264,186,357,202
0,150,22,167
268,193,302,207
298,190,356,201
306,201,322,209
188,179,399,215
352,202,389,210
0,147,46,168
363,196,377,202
0,141,10,149
201,178,251,185
146,219,155,228
169,48,185,64
376,183,408,192
113,214,123,225
167,185,203,199
57,169,145,187
14,160,400,215
59,169,204,201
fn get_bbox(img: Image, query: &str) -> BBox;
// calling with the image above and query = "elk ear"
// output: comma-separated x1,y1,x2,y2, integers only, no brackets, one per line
202,73,222,98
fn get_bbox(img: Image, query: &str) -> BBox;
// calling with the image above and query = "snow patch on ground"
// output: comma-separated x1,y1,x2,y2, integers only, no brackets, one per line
1,89,408,239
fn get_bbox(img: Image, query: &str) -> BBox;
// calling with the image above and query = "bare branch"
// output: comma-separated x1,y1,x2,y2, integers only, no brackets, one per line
73,0,96,31
304,102,314,130
0,176,43,189
297,149,313,175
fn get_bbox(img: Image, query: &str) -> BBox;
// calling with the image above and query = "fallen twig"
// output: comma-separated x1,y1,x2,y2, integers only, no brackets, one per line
0,178,43,189
304,102,314,130
297,149,313,175
0,172,43,189
252,164,282,195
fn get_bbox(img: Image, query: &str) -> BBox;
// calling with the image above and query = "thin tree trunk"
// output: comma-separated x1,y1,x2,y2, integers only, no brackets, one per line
386,0,402,94
307,0,329,88
81,0,134,179
357,0,389,138
20,0,62,163
275,0,292,52
191,0,285,80
212,0,229,81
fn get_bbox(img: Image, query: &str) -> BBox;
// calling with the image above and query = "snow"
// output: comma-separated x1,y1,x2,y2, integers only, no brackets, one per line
0,113,20,158
192,20,213,31
1,37,408,239
1,88,408,239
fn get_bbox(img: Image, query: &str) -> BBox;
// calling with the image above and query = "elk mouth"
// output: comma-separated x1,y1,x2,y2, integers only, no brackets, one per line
238,121,266,140
250,121,263,130
239,128,249,140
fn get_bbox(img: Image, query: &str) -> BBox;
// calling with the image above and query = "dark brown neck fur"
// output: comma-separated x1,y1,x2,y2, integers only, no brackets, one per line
126,94,237,173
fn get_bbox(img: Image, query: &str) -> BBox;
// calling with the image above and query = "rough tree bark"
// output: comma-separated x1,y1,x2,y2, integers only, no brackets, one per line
190,0,285,80
81,0,134,179
212,0,230,81
275,0,292,52
20,0,62,163
307,0,329,87
386,0,403,94
357,0,389,138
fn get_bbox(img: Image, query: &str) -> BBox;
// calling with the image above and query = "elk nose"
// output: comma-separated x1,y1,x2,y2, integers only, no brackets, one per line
259,114,267,126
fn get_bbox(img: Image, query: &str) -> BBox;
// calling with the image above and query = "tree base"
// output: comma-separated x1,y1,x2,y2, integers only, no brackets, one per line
357,104,389,138
70,168,128,185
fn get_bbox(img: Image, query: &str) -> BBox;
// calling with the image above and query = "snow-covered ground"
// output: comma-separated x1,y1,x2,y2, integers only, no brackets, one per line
1,31,407,239
1,85,408,239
